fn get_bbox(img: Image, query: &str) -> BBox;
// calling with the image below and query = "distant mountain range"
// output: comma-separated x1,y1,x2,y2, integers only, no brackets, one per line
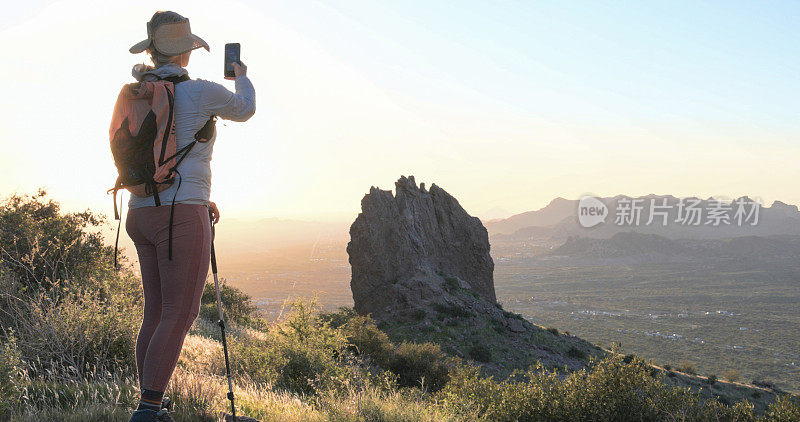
551,232,800,261
486,195,800,241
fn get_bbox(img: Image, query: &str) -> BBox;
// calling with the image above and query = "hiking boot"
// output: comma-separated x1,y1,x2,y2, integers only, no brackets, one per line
161,396,173,410
129,408,175,422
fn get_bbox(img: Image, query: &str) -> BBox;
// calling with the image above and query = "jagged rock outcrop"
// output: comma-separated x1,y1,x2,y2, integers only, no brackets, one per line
347,176,601,375
347,176,495,319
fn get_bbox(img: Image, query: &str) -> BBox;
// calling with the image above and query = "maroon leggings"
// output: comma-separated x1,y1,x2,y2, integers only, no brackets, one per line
126,203,211,391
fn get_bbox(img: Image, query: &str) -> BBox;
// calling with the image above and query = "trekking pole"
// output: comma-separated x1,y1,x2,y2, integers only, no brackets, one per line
209,211,236,420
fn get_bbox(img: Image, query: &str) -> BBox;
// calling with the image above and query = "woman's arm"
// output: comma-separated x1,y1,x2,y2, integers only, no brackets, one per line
201,62,256,122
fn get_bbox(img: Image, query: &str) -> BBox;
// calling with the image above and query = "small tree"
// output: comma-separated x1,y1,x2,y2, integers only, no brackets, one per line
0,189,117,291
677,361,697,375
722,369,741,382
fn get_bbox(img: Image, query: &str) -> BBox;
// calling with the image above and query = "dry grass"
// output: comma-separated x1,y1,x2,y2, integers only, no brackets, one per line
4,312,800,422
316,386,455,422
178,335,227,376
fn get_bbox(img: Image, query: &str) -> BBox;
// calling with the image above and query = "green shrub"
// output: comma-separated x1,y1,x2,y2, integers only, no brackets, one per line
678,360,697,375
199,280,262,329
342,314,392,360
0,190,118,291
622,354,636,364
387,342,450,391
411,309,426,321
753,379,776,390
319,306,358,329
432,303,474,319
331,309,451,392
0,191,142,379
489,317,506,333
443,275,460,292
722,369,741,383
0,277,140,379
567,346,588,360
546,327,559,336
437,353,765,421
468,344,492,363
502,310,524,320
763,396,800,421
235,298,354,396
706,374,717,385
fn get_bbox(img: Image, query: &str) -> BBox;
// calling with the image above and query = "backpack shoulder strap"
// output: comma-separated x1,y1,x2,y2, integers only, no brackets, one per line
162,74,191,84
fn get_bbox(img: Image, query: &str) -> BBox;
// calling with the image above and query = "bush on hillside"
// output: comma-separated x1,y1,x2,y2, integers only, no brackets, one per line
387,342,450,392
411,309,427,321
433,303,475,319
436,353,777,421
443,275,460,292
199,280,263,329
723,369,742,383
753,379,777,390
567,346,588,360
328,308,452,392
468,343,492,363
234,298,368,396
678,360,698,375
0,190,118,291
340,314,393,360
763,396,800,421
0,276,140,379
0,192,141,379
318,306,358,329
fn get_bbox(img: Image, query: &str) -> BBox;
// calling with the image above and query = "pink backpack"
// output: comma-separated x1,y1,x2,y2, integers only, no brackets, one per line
108,75,215,267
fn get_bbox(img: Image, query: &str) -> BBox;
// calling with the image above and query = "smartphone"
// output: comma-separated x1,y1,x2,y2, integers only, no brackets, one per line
224,43,241,79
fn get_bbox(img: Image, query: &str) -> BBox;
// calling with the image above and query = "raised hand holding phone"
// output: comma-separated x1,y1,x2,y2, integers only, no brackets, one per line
231,62,247,79
224,42,243,80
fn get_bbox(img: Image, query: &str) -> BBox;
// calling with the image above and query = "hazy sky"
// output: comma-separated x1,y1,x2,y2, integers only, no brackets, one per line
1,0,798,223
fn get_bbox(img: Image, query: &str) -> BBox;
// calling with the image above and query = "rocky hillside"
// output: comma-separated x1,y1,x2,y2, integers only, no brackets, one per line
345,176,785,411
347,176,607,376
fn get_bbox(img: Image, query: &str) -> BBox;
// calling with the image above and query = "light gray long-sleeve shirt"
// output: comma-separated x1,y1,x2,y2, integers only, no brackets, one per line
128,65,256,209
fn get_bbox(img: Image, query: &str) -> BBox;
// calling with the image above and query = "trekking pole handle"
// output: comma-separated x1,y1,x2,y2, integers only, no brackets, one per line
209,210,218,274
209,209,224,322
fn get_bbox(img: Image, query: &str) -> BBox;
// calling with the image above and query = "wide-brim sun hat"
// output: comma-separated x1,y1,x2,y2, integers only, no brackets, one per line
129,18,210,56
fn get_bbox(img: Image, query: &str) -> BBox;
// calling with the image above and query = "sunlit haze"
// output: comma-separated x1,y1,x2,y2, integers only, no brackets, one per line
2,1,799,223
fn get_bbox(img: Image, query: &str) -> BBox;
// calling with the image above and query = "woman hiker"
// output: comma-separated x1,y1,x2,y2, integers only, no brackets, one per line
123,11,255,422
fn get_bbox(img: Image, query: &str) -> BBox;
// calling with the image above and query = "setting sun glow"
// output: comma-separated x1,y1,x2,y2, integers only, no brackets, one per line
1,0,799,224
